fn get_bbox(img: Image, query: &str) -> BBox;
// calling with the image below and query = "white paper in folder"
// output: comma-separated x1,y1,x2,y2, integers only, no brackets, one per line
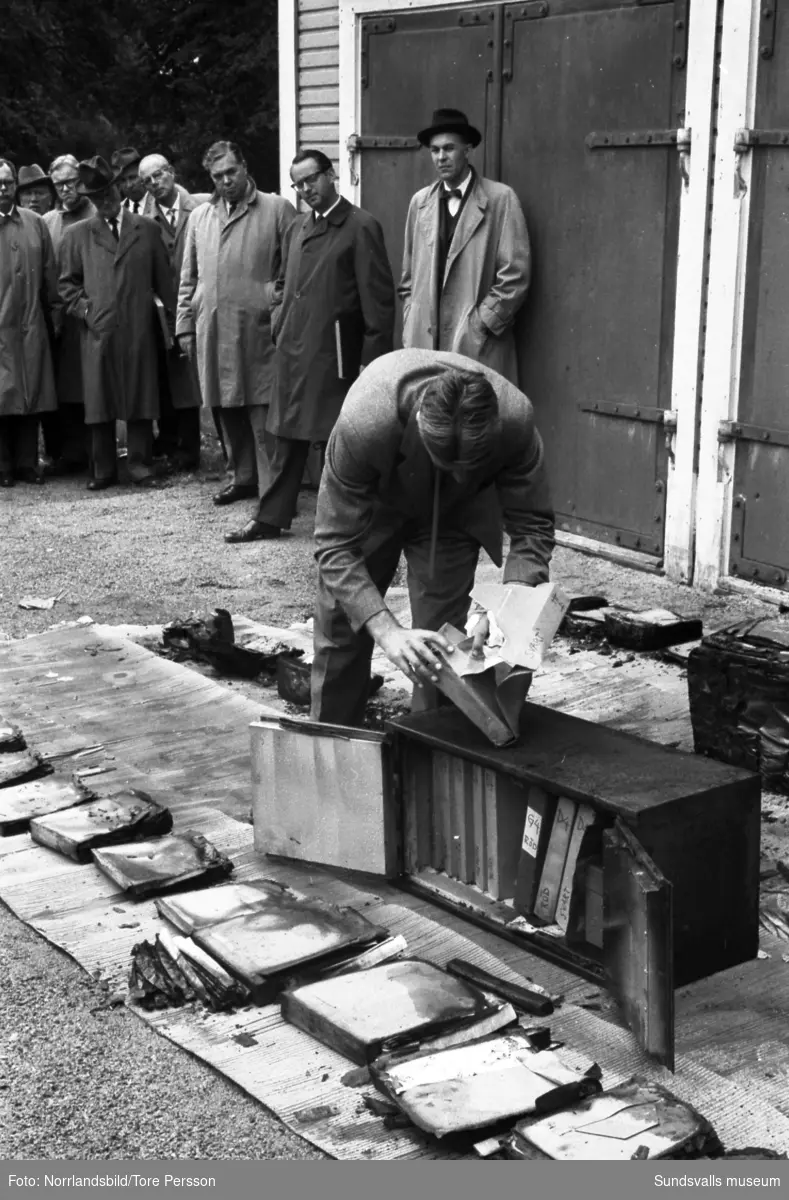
250,716,398,877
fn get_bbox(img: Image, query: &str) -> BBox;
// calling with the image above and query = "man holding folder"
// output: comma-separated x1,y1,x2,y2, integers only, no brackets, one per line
225,149,395,543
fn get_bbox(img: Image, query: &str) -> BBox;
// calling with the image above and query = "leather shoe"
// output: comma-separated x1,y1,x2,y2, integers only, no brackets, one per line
0,474,14,488
15,468,44,485
87,477,115,491
225,520,281,543
213,483,257,506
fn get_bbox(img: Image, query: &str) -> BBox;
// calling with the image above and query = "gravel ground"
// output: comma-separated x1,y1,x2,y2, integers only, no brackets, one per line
1,446,787,1160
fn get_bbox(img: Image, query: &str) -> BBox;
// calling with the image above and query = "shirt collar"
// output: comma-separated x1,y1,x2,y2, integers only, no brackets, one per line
0,205,19,221
314,194,342,221
106,207,125,231
159,190,180,218
442,169,473,197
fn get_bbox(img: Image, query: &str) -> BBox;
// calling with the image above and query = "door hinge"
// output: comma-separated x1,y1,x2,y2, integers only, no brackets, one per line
734,128,789,150
579,403,677,428
347,134,420,151
586,128,691,151
718,420,789,448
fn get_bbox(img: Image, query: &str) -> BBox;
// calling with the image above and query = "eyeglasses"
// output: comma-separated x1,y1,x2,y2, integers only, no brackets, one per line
291,170,326,192
53,178,79,192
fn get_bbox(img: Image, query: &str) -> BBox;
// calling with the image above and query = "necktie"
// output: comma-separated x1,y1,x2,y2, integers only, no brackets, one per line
108,217,119,241
130,200,138,214
444,188,463,202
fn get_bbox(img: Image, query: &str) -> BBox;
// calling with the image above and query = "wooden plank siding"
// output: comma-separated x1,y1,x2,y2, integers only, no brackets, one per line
297,0,341,167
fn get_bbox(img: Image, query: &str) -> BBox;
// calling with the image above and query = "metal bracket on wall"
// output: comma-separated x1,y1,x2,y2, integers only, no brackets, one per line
502,3,549,81
360,16,396,89
586,129,691,151
718,419,789,448
579,403,677,427
346,135,420,151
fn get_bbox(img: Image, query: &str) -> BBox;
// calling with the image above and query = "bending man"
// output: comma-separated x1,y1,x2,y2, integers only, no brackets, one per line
311,348,555,726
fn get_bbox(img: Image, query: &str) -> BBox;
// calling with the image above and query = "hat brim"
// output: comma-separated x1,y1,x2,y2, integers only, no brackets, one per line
418,121,482,148
76,172,122,197
17,178,56,196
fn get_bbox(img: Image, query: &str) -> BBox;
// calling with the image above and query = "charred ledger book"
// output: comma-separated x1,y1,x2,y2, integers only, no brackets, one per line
0,775,96,836
514,786,558,915
281,958,516,1065
555,803,598,932
30,791,172,861
92,830,233,896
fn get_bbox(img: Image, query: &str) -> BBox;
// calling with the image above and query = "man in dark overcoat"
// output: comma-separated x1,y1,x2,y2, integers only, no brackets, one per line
226,149,395,543
0,158,59,486
58,156,176,490
41,154,95,475
310,348,555,726
140,153,210,471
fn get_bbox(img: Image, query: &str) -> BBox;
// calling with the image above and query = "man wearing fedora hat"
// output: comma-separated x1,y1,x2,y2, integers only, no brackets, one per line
16,165,57,216
111,147,147,215
58,155,176,489
399,107,530,386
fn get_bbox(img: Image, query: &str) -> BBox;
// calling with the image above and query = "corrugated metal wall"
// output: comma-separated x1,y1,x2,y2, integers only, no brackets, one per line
298,0,341,167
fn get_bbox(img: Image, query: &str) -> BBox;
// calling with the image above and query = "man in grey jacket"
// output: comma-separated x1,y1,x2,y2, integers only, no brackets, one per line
311,348,555,726
399,108,530,386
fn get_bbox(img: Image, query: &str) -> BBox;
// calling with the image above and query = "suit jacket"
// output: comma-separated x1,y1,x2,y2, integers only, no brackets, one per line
398,174,530,385
268,196,395,441
58,212,176,423
44,199,97,407
314,348,555,632
142,185,210,410
176,184,297,408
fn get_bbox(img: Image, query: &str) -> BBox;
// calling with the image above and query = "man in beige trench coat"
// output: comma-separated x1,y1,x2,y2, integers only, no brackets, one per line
399,108,531,386
176,141,297,507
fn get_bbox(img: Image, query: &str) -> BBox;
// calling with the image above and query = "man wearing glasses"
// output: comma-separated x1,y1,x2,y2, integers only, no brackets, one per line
0,158,60,487
139,153,210,472
41,154,95,475
225,149,394,543
176,141,296,509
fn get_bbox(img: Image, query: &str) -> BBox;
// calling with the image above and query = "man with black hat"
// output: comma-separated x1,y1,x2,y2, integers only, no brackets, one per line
58,155,176,490
111,147,147,215
16,165,57,216
399,108,530,386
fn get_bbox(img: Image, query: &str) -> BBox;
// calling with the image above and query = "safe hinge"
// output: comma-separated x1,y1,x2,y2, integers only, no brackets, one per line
586,128,691,151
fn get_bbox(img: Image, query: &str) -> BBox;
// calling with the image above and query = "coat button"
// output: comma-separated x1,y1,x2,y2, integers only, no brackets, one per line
295,291,301,299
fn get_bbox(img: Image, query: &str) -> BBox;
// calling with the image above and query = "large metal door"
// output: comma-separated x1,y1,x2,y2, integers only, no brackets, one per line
500,0,687,556
358,7,501,342
726,13,789,590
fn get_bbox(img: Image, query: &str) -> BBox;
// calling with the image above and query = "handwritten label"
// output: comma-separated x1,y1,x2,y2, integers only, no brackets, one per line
521,807,542,856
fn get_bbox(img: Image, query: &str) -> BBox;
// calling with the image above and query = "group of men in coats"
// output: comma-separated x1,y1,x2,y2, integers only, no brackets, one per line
1,106,554,727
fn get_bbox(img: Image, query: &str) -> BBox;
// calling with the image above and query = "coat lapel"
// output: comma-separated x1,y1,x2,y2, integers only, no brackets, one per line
443,177,487,280
90,216,118,257
417,186,442,330
115,212,141,264
301,196,350,245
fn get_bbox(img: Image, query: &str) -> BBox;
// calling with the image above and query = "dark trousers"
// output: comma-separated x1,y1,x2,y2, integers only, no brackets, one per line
0,415,38,475
311,525,480,727
254,436,313,529
156,405,201,466
90,419,154,483
40,403,90,468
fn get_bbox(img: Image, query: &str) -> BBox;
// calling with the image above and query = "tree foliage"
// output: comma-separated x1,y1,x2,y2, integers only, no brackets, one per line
0,0,279,192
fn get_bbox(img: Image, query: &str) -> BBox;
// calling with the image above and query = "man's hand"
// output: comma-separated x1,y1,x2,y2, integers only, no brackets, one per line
365,610,452,686
470,613,490,660
177,332,196,361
